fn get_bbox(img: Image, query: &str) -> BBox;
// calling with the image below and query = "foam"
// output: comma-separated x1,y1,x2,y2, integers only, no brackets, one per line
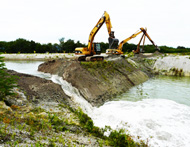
92,99,190,147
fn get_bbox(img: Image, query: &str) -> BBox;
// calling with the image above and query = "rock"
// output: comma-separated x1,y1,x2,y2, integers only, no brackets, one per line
4,88,29,107
0,101,13,113
153,55,190,76
38,112,48,118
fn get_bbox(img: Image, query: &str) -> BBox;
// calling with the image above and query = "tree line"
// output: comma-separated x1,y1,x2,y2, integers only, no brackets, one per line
0,38,190,54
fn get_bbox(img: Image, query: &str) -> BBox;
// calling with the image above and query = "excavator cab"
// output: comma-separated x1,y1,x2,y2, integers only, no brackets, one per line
93,43,101,55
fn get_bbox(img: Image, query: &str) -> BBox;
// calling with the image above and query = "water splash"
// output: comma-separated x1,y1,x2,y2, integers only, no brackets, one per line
50,75,94,114
92,99,190,147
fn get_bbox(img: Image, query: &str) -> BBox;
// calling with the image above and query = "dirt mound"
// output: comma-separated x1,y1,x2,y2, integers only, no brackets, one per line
7,70,70,105
38,58,149,106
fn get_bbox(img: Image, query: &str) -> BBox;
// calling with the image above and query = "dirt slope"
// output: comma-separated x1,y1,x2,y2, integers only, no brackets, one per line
7,70,70,105
38,57,149,106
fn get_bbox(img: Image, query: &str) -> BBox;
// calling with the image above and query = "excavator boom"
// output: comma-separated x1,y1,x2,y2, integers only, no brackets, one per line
134,28,160,53
117,30,143,50
87,11,112,51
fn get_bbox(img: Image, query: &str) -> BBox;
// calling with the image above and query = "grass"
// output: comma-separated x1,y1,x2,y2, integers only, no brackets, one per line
80,60,114,69
80,60,135,81
0,100,148,147
0,102,78,146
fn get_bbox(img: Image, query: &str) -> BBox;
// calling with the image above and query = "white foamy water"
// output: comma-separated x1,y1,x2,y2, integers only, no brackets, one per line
5,61,190,147
50,75,94,114
92,99,190,147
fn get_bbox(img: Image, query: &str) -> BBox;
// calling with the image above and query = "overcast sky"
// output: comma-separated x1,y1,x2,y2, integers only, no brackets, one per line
1,0,190,48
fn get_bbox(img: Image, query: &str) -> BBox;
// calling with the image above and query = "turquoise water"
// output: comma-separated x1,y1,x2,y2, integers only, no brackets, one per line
114,76,190,106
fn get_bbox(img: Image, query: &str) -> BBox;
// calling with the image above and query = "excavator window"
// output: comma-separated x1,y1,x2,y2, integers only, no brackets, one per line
93,43,101,54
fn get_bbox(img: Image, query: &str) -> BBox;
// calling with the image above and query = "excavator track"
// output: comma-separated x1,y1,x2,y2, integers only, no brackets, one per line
86,56,104,62
75,55,86,61
75,55,104,61
105,54,125,60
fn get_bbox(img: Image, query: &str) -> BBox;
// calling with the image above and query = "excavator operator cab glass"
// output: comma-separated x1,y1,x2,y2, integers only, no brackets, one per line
93,43,101,55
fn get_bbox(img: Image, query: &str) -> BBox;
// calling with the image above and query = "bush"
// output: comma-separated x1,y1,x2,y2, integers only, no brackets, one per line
0,56,18,100
109,129,136,147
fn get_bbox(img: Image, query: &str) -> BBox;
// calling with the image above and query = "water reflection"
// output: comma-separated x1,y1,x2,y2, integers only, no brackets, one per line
5,60,51,79
114,76,190,106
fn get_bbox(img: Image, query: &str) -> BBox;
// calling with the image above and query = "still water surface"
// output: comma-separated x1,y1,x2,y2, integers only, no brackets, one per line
114,76,190,106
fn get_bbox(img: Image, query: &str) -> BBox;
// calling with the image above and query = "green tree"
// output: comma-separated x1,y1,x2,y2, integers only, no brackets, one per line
100,42,109,53
177,46,186,49
60,39,76,53
0,41,6,53
0,56,18,101
122,43,137,53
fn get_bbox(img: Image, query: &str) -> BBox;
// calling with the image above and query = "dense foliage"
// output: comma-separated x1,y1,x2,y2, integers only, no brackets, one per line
1,38,190,54
0,38,86,53
0,56,17,100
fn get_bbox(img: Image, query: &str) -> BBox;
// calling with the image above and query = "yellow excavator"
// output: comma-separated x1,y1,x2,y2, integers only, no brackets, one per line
106,27,160,55
75,11,119,61
133,28,160,54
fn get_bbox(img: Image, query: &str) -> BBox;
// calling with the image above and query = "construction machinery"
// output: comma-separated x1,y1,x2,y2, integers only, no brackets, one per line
133,28,160,54
75,11,118,61
106,27,160,55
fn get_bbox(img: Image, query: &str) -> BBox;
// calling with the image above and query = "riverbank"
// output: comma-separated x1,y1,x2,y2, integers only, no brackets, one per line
1,53,75,61
131,54,190,77
153,55,190,76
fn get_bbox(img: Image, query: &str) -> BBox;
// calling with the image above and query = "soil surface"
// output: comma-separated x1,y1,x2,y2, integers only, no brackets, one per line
7,70,70,106
38,57,149,106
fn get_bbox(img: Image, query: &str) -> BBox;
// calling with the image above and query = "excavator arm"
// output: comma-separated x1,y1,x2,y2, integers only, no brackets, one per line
134,28,160,54
117,30,143,51
140,28,160,49
87,11,112,51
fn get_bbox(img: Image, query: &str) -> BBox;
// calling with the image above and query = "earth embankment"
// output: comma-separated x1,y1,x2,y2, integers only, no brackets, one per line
38,57,149,106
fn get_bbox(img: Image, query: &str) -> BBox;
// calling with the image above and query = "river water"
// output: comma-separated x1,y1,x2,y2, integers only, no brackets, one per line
5,61,190,147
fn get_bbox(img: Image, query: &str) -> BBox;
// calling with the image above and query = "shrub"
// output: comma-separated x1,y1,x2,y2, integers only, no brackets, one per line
0,56,18,100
